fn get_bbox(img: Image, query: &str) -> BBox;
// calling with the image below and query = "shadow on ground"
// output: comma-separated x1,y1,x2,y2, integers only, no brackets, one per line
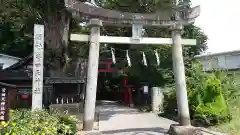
158,112,178,122
158,111,211,128
101,127,168,135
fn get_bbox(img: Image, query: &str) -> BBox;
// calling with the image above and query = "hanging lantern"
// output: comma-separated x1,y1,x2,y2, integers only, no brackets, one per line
22,94,29,100
22,89,29,100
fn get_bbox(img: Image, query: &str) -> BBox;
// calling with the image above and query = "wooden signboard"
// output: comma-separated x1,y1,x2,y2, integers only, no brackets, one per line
0,86,8,121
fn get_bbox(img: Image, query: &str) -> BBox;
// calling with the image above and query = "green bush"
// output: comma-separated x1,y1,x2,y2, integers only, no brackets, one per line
213,69,240,102
162,86,178,116
191,76,231,126
163,61,232,126
0,109,79,135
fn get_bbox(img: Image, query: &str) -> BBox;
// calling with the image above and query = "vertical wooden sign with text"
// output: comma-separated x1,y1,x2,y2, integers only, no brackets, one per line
32,24,44,110
0,87,8,121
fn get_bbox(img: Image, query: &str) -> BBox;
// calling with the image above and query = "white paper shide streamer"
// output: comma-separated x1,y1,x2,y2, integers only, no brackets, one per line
126,50,131,67
111,48,116,64
61,98,64,104
142,52,147,66
155,50,160,66
56,98,59,104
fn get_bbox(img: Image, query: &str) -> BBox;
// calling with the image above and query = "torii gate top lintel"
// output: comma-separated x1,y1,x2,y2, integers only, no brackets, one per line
65,0,200,27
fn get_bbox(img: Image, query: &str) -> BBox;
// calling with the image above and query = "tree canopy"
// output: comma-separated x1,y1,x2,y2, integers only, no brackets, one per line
0,0,207,84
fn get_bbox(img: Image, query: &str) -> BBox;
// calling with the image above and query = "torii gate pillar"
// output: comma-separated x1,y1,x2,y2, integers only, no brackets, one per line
172,23,191,126
83,19,102,131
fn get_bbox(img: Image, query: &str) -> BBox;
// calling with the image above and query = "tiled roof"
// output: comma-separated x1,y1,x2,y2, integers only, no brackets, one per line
0,70,32,80
4,53,33,70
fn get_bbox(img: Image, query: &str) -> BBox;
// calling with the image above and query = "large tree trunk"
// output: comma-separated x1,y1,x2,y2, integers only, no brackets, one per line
75,58,88,80
44,10,71,77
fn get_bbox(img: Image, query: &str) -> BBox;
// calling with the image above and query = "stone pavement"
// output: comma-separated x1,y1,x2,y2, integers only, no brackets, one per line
96,100,177,135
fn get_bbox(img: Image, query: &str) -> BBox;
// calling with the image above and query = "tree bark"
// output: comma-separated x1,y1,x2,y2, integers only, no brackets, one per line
44,10,71,77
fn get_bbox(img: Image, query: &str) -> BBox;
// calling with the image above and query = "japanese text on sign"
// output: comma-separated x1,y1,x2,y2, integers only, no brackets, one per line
32,24,44,110
33,24,44,95
0,87,7,121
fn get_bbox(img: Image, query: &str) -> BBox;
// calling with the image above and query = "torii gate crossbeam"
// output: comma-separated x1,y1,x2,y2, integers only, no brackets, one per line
71,34,197,45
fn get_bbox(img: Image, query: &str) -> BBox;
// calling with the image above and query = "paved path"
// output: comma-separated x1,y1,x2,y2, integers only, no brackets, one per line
96,101,177,135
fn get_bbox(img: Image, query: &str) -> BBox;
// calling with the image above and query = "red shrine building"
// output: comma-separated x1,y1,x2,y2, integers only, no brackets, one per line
98,59,135,106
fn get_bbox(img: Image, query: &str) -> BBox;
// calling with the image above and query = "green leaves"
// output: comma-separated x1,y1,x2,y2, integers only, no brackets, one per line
0,0,40,57
98,0,207,86
0,0,207,81
1,109,79,135
164,62,236,126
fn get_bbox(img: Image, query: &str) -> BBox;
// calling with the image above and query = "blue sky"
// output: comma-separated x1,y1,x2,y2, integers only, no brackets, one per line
192,0,240,53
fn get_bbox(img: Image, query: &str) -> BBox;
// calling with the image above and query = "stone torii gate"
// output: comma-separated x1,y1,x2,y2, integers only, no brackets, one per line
65,0,200,131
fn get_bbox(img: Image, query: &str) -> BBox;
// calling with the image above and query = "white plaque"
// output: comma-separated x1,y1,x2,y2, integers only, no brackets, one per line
143,86,148,93
32,24,44,110
132,23,144,40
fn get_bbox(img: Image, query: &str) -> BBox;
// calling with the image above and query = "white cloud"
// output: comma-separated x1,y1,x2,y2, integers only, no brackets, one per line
192,0,240,53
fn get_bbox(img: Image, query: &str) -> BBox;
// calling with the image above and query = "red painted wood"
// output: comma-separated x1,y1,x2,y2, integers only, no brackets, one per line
98,60,118,73
22,94,29,100
124,87,128,104
128,88,133,105
98,68,118,73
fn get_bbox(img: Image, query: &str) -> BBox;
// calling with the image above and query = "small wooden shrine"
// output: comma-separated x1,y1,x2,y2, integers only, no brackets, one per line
0,54,87,110
0,54,129,112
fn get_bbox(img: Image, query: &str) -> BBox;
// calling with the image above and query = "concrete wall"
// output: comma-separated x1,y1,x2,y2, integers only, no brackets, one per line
195,50,240,71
